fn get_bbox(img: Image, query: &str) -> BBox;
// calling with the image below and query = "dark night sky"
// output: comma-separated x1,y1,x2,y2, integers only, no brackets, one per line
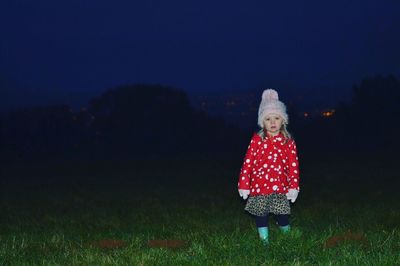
1,0,399,112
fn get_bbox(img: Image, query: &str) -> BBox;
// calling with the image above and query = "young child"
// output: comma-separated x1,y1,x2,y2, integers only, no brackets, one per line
237,89,300,245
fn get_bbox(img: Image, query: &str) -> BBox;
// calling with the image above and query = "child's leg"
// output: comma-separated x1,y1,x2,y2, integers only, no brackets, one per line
276,214,290,232
255,215,269,244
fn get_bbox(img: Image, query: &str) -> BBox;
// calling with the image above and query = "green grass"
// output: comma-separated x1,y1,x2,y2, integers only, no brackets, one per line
0,154,399,265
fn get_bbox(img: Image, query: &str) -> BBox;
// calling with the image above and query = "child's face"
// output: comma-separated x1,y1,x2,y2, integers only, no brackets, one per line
263,114,283,136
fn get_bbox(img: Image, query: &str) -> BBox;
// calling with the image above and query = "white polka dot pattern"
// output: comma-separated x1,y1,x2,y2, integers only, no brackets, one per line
238,133,300,196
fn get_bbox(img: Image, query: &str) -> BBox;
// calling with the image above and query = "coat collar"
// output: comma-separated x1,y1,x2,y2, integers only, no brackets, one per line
264,132,285,144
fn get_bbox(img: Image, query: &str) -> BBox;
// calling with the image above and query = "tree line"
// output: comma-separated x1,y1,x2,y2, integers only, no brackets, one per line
1,75,399,162
294,74,400,153
0,84,247,162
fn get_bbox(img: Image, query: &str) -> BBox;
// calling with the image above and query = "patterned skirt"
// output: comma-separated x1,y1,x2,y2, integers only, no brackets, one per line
245,193,290,216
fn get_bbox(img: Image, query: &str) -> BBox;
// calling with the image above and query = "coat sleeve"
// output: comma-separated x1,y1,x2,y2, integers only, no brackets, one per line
287,139,300,190
238,134,259,190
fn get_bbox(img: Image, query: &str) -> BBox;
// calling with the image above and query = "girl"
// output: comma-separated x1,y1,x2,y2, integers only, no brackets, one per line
237,89,300,245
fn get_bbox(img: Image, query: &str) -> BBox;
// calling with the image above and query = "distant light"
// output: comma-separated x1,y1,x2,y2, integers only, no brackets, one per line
322,109,335,117
303,112,309,118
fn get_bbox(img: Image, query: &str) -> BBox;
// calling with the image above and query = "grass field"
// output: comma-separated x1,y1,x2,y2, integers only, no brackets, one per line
1,153,399,265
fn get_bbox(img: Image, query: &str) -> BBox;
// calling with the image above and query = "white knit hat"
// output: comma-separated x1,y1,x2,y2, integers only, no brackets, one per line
257,89,288,128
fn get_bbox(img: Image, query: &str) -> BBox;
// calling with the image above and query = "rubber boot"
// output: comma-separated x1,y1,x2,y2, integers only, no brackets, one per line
257,227,269,245
279,225,290,233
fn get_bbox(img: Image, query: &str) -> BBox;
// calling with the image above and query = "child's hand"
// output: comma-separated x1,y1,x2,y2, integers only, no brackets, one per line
238,189,250,200
286,189,299,203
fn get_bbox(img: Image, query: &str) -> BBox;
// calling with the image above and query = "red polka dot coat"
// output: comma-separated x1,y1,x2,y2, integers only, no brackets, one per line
238,132,300,196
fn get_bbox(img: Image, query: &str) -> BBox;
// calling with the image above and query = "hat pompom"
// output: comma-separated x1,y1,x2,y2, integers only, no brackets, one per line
262,89,279,101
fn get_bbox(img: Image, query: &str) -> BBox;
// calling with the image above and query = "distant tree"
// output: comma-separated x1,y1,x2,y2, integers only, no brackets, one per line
0,84,247,161
2,105,79,160
87,84,246,157
352,74,400,117
349,74,400,150
87,84,195,156
296,75,400,153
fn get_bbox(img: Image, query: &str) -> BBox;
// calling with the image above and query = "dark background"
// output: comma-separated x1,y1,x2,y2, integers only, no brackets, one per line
1,1,399,178
1,75,400,163
1,1,399,111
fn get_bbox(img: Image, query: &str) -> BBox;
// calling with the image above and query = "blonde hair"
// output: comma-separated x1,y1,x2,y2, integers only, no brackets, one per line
257,123,292,142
